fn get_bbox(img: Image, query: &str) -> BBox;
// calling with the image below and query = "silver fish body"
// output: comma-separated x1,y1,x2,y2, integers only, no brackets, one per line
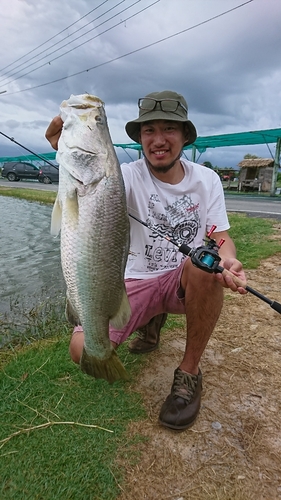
51,94,130,383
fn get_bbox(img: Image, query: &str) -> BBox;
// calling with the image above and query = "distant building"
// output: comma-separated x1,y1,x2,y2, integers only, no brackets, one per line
238,158,274,192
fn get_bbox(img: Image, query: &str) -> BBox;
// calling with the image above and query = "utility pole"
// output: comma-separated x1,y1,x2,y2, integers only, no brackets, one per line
191,145,196,162
270,137,281,196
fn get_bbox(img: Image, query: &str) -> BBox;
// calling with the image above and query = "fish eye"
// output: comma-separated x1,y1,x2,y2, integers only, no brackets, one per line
95,115,103,123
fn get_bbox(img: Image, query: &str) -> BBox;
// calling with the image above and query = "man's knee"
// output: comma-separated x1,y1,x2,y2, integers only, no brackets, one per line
69,331,84,364
181,258,222,295
69,330,119,364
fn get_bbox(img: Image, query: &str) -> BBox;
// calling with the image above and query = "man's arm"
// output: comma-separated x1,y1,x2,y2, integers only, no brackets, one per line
45,116,63,150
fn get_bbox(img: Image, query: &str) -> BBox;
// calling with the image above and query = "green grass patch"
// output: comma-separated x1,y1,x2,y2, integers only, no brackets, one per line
164,314,185,330
0,186,56,204
0,336,147,500
0,293,67,355
228,213,281,268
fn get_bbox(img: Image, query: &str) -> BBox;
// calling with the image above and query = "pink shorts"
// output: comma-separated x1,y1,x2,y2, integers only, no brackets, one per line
73,260,186,345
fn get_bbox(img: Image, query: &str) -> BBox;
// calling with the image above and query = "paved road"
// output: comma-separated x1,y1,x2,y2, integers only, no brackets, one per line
1,179,281,218
0,179,58,192
224,193,281,219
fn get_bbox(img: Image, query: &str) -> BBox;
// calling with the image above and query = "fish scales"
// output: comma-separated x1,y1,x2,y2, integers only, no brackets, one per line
51,94,131,383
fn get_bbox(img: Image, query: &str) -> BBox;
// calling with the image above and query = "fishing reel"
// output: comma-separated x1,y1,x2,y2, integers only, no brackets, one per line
188,225,224,273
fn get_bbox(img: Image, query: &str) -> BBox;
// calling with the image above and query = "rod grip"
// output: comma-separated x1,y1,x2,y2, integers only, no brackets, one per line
271,301,281,314
221,267,247,288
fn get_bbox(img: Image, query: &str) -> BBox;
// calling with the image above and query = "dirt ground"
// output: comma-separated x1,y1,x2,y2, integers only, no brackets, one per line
118,254,281,500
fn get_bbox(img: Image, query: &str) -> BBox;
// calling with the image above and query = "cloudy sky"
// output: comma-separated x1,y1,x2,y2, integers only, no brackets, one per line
0,0,280,167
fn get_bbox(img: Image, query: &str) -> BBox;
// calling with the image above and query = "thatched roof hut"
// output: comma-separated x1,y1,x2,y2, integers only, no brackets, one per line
238,158,274,192
238,158,274,169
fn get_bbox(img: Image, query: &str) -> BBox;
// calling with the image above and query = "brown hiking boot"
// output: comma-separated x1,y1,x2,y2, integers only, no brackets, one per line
128,313,168,354
158,368,202,430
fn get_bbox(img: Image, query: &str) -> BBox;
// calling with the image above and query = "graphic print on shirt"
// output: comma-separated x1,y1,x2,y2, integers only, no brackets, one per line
144,193,200,272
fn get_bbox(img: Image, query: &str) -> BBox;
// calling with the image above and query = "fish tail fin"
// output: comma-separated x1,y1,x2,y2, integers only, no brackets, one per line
110,289,131,329
80,348,129,384
51,195,62,236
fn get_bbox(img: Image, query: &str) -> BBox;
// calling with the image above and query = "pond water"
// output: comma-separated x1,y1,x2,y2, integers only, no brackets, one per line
0,196,65,320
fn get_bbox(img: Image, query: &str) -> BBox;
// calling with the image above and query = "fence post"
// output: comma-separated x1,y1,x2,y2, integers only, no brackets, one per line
270,137,281,196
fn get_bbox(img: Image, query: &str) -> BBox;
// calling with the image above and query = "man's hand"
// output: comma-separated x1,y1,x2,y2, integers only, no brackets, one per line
215,257,247,295
45,116,63,150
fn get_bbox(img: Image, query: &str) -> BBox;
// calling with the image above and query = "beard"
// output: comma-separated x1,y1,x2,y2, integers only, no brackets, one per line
149,162,175,174
144,152,182,174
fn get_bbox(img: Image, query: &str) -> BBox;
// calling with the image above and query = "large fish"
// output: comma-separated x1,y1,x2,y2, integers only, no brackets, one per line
51,94,131,383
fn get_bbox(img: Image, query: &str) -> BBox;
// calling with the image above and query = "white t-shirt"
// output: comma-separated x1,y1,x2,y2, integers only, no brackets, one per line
121,158,229,279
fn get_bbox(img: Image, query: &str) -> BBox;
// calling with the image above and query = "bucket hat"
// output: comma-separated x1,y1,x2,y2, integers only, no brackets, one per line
125,90,197,145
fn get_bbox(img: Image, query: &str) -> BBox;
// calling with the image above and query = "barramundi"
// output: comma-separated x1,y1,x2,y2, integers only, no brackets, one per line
51,94,131,383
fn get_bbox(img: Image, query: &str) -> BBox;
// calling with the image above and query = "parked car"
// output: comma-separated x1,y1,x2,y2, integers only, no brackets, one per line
1,162,40,181
38,165,59,184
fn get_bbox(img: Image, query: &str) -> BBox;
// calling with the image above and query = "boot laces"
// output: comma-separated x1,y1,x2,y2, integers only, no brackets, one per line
172,369,198,402
135,326,147,341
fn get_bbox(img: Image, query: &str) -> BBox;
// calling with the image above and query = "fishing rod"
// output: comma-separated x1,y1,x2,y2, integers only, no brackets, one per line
129,213,281,314
0,131,58,169
1,127,280,313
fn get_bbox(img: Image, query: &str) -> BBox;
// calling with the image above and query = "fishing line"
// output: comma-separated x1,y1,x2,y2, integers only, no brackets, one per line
0,131,58,169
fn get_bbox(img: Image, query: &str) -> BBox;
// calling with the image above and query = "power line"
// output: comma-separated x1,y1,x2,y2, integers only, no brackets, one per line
1,0,152,89
0,0,128,86
0,0,110,74
3,0,254,96
0,0,127,85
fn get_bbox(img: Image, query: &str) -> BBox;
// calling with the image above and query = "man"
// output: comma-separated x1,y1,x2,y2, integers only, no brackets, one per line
45,90,246,431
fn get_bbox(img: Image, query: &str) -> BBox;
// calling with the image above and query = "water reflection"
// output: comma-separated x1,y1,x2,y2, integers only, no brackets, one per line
0,196,65,317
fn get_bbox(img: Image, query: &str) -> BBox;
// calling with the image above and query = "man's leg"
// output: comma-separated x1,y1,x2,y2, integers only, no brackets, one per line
70,312,167,361
69,276,167,364
70,314,167,361
69,327,118,363
159,258,223,430
127,313,168,354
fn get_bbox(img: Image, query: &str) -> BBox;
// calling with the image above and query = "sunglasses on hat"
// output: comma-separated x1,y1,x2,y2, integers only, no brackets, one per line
138,97,187,114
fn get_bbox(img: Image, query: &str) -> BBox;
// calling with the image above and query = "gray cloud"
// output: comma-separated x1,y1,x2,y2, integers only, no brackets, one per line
0,0,280,166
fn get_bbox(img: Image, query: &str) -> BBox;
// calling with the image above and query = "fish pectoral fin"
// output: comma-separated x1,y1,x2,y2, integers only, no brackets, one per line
50,195,62,236
65,297,80,325
65,191,79,221
80,347,129,383
109,289,131,330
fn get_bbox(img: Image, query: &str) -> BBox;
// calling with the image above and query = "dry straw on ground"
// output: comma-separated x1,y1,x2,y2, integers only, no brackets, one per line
118,255,281,500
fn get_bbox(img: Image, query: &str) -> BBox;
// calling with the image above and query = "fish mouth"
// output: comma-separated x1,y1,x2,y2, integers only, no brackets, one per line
69,146,98,156
69,103,98,109
65,94,104,109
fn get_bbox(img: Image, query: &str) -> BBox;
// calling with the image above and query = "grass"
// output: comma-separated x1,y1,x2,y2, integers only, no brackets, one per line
228,213,281,268
0,188,281,499
0,288,68,353
0,336,147,500
0,186,56,204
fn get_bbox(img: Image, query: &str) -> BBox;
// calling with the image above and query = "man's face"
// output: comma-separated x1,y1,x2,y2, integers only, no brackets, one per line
140,120,187,172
